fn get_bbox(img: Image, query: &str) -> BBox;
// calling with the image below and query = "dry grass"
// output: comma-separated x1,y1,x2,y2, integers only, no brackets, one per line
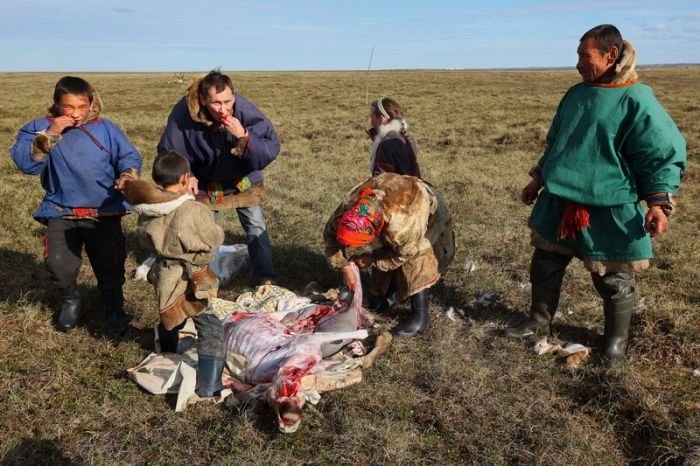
0,68,698,465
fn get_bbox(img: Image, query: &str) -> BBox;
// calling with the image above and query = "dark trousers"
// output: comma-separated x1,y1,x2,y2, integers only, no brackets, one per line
44,217,126,310
530,248,635,312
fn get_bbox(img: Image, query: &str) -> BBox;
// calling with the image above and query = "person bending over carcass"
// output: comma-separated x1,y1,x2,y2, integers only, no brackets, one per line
10,76,142,337
121,150,226,397
323,173,455,337
507,24,686,368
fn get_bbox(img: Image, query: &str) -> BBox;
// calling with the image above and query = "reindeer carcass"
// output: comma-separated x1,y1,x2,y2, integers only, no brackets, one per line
223,263,371,433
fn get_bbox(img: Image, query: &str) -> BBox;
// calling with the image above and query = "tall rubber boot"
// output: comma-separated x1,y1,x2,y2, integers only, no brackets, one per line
157,322,182,353
505,301,554,338
103,289,129,338
506,248,572,338
392,289,430,337
592,272,635,368
601,297,635,368
366,278,397,314
56,282,81,332
196,355,225,397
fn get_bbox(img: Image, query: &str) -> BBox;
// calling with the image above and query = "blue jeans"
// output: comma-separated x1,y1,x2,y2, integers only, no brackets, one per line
214,205,275,284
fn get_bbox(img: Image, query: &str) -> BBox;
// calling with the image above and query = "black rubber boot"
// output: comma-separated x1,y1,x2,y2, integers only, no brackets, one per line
506,249,572,338
103,289,129,338
55,283,81,332
593,272,636,368
601,297,635,368
392,289,430,337
505,301,553,338
157,322,183,353
366,276,396,314
196,355,225,397
366,292,389,313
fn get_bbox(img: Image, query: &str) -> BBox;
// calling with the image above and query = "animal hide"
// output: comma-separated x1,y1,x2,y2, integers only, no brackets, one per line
223,262,372,432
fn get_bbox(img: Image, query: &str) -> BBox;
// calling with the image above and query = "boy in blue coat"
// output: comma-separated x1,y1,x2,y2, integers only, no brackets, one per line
11,76,142,337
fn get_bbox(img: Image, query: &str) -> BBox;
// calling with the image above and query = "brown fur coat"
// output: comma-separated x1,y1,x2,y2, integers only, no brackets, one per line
324,173,455,300
125,179,224,330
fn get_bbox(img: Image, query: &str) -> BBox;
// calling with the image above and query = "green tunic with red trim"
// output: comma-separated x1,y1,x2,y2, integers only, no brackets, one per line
529,81,686,261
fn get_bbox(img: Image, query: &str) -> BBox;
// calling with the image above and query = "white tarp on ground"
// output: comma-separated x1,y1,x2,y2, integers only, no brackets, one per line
127,281,391,421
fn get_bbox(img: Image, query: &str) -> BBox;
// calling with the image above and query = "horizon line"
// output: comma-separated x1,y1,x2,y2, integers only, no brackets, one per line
1,63,699,74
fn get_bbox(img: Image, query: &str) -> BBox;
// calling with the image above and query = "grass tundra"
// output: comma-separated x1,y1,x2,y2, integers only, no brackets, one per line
0,68,698,465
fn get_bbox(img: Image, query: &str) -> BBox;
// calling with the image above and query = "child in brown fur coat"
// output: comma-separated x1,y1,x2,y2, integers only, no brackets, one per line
122,150,226,397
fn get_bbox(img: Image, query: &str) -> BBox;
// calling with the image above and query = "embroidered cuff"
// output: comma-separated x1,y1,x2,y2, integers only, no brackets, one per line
646,193,676,217
235,176,252,192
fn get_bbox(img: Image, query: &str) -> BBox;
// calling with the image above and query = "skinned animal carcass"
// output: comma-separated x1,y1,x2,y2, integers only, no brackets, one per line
223,263,371,432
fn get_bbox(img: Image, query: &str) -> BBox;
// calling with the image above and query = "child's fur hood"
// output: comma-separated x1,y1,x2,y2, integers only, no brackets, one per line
121,179,194,217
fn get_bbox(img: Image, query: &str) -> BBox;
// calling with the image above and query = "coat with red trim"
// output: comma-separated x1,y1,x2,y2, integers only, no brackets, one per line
11,98,142,223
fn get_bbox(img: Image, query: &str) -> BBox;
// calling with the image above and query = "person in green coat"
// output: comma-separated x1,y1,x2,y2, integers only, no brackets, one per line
506,24,686,368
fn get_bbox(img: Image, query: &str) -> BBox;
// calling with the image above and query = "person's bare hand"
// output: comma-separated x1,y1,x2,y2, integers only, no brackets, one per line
219,114,246,138
114,174,130,191
47,116,77,135
188,176,199,196
521,179,541,205
645,206,668,237
341,264,358,291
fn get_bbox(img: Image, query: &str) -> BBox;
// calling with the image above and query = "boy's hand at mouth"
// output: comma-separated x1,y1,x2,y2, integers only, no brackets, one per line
47,115,79,135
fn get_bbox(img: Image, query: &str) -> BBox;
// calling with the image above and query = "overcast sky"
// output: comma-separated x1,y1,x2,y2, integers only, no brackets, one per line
1,0,698,71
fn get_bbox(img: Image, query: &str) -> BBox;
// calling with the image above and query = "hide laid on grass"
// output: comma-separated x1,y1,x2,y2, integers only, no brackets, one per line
127,263,391,433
